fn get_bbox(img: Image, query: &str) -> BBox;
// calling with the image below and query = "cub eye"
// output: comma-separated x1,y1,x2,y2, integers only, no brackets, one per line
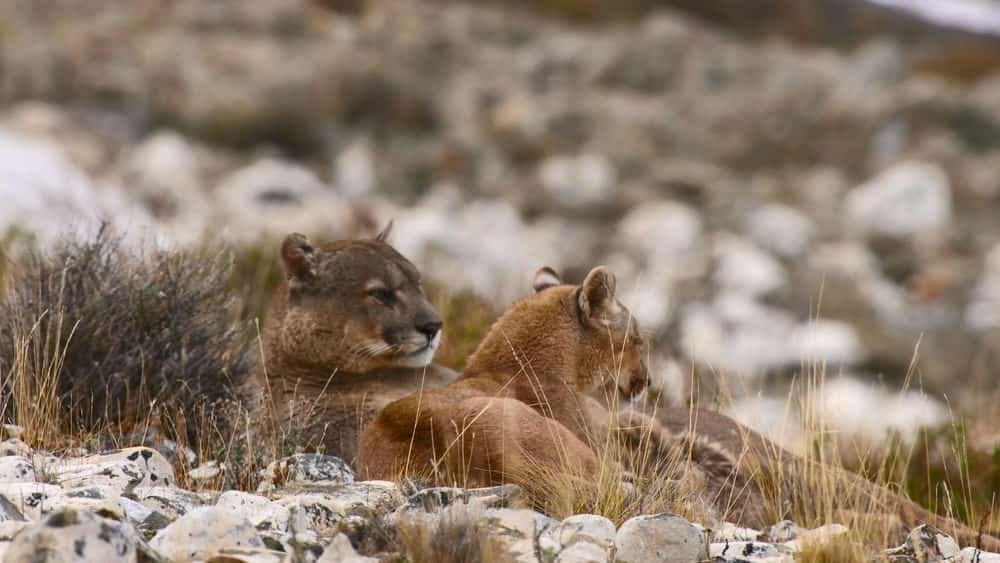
369,287,397,306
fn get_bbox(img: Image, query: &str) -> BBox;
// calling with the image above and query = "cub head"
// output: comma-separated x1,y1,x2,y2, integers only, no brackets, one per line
532,265,650,402
275,223,443,373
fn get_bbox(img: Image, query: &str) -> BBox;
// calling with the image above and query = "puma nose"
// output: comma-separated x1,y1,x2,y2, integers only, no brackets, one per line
416,320,442,341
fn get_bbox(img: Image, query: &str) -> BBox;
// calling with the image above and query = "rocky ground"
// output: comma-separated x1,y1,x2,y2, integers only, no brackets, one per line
0,427,993,563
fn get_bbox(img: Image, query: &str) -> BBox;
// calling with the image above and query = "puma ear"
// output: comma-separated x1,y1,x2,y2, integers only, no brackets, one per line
281,233,316,283
374,220,394,243
578,266,618,324
532,266,562,293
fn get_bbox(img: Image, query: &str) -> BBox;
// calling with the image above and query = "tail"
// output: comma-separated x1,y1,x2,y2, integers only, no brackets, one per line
0,228,255,447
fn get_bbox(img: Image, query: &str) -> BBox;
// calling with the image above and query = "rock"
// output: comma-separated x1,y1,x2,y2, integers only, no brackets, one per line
2,426,24,440
43,447,175,493
0,440,31,458
790,319,865,366
555,541,609,563
53,486,128,519
538,153,617,209
785,523,850,551
405,484,524,512
335,140,376,200
961,547,1000,562
0,483,65,520
270,481,403,517
4,508,151,563
713,235,787,297
889,524,960,561
745,204,817,258
762,520,799,544
817,377,947,445
614,513,707,563
0,457,34,484
257,454,355,493
150,506,265,562
316,533,377,563
541,514,616,553
213,158,353,243
845,161,952,240
0,496,26,522
0,129,106,244
188,460,223,482
710,540,794,561
617,201,706,280
479,507,556,563
131,486,205,522
712,522,762,542
205,547,289,563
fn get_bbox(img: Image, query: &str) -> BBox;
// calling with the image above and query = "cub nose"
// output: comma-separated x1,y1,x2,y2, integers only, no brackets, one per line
416,319,443,341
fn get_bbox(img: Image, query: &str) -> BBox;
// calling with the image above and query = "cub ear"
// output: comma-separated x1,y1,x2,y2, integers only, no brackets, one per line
281,233,316,283
532,266,562,293
578,266,618,324
374,220,394,243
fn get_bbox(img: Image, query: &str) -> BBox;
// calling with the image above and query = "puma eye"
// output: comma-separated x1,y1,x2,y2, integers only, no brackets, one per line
369,287,397,306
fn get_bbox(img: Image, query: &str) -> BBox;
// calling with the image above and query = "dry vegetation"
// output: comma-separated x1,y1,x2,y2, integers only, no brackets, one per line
1,232,1000,562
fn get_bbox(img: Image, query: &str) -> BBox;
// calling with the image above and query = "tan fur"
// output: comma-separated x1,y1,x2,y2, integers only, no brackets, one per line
358,266,649,494
248,232,457,463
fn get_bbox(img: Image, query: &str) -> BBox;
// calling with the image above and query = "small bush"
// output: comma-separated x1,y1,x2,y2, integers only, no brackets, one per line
0,227,255,447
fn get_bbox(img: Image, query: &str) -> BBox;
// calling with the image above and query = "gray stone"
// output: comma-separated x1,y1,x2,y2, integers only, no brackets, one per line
0,483,65,520
961,547,1000,562
43,447,175,493
845,160,952,239
150,506,265,562
131,486,205,521
0,440,31,458
614,513,707,563
188,460,223,482
710,540,794,561
4,508,157,563
406,484,524,512
541,514,616,553
555,540,609,563
0,457,34,484
745,204,816,258
712,522,762,542
538,153,617,209
204,547,289,563
257,454,355,493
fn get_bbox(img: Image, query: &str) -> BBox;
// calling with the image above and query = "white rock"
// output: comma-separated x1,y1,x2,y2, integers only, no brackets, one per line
712,522,762,542
213,158,353,243
150,506,265,562
845,160,952,239
257,454,355,493
204,547,289,563
555,540,609,563
762,520,798,543
790,319,865,366
713,235,787,297
726,397,806,455
317,533,377,563
480,507,556,563
817,377,948,445
961,547,1000,562
43,447,175,493
335,139,376,200
50,485,127,519
216,490,275,523
614,513,707,563
0,457,34,484
188,460,223,482
132,486,205,521
0,483,65,520
617,201,706,280
0,129,106,244
539,153,617,208
5,509,141,563
710,540,794,561
541,514,616,554
0,440,30,458
746,204,817,258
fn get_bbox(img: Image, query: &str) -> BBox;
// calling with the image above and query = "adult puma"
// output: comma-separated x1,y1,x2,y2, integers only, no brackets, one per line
248,226,457,463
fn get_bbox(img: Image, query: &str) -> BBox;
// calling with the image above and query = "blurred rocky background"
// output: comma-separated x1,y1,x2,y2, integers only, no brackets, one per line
3,0,1000,463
